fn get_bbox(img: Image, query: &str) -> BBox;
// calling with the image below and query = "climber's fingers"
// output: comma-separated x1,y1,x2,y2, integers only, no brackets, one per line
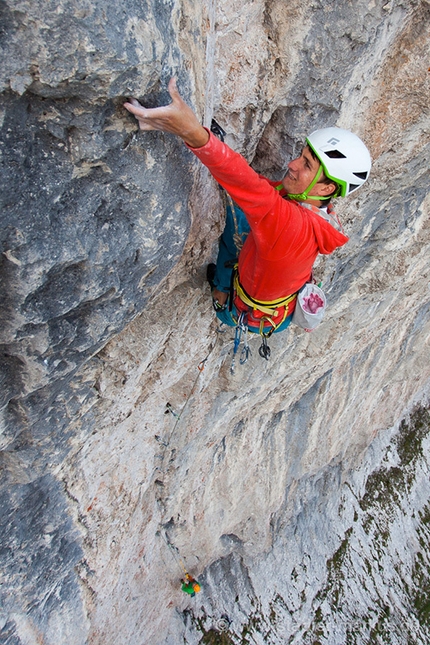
123,78,209,147
123,98,151,130
123,97,163,132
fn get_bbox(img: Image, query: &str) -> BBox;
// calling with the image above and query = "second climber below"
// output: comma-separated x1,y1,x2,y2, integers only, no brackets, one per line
124,78,371,343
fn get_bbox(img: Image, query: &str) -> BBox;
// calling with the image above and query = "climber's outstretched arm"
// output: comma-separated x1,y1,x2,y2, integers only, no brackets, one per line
123,78,209,149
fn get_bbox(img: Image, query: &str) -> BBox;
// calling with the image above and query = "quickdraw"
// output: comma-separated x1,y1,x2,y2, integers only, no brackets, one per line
231,268,297,361
259,335,271,360
230,311,249,374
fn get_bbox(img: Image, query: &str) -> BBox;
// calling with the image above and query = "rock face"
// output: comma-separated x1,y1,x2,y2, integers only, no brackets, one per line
1,0,429,643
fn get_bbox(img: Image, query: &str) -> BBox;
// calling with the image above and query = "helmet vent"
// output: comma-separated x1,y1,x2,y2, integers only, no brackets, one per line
324,150,346,159
349,184,360,192
353,171,368,180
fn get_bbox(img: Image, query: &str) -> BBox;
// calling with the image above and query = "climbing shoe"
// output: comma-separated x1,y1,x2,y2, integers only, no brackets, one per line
212,299,227,312
207,264,228,312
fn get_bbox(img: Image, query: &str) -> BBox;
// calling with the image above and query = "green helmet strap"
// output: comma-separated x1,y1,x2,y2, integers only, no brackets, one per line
287,164,324,201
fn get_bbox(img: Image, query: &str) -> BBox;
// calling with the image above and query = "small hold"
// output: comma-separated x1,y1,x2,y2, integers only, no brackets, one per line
3,250,22,266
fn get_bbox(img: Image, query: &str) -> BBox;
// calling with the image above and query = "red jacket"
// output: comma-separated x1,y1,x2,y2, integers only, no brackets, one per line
188,131,349,302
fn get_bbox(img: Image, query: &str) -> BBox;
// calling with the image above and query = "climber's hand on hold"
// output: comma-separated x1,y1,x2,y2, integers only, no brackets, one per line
123,77,209,148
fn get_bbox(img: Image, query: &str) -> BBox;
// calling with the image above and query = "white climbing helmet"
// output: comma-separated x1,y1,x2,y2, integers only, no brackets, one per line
306,127,371,197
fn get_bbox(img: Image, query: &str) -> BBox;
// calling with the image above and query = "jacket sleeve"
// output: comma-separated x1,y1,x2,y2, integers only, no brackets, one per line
187,131,277,215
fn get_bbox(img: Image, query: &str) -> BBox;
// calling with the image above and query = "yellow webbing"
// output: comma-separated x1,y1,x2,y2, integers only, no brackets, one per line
233,272,297,315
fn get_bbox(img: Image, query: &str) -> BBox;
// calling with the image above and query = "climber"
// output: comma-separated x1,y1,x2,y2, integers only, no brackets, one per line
123,79,371,341
181,573,201,597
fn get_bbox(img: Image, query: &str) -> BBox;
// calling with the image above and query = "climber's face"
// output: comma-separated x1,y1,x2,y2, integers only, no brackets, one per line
282,146,324,197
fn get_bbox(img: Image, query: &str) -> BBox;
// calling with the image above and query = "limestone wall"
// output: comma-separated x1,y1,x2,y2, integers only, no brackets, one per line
1,0,429,643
